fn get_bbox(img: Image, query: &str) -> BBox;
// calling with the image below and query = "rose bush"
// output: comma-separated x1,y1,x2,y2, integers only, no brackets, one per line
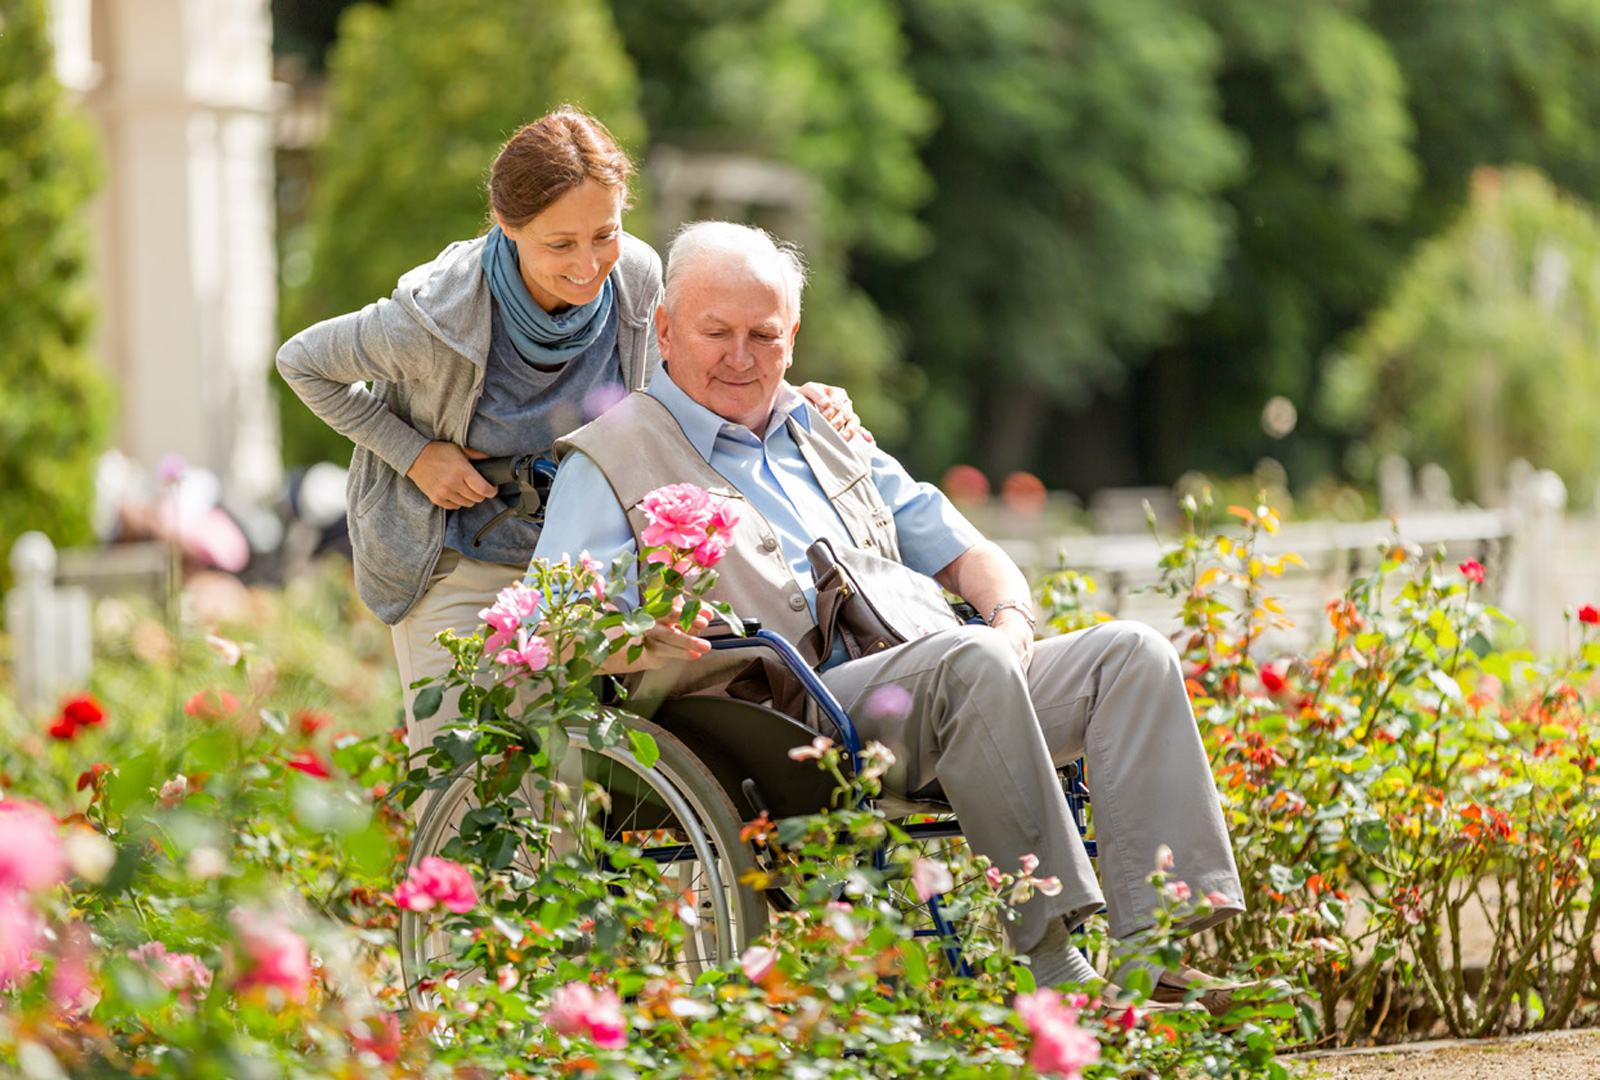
1036,490,1600,1045
13,478,1597,1074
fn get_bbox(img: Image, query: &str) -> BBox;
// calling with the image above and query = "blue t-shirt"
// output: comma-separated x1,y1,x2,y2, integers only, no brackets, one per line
444,300,623,564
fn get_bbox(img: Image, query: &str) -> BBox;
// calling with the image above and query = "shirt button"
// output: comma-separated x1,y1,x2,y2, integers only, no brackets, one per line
761,535,778,553
788,592,807,611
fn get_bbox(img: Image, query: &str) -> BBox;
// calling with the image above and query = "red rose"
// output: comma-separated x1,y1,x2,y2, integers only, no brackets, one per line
61,694,105,730
1259,664,1288,695
1458,559,1485,585
1579,605,1600,626
184,688,239,722
49,693,107,740
285,750,331,780
293,709,334,737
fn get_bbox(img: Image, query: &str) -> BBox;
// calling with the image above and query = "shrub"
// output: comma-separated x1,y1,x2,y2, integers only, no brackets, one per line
0,0,113,587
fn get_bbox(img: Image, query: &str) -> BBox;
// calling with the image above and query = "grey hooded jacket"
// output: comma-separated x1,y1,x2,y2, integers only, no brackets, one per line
276,232,663,624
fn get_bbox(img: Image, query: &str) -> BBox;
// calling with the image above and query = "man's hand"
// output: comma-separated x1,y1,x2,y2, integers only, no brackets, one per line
990,607,1035,672
797,381,873,443
600,597,713,673
407,441,496,509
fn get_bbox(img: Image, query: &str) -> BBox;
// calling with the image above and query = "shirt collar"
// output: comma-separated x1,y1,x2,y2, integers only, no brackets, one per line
648,367,812,461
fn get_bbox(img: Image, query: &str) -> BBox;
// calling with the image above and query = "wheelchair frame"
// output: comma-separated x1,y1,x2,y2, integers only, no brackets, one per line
399,618,1095,1002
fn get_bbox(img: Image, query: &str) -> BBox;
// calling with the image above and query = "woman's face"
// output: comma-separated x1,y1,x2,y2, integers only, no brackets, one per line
499,179,624,313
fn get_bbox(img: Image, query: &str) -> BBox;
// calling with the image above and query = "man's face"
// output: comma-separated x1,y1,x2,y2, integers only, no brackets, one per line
657,261,797,432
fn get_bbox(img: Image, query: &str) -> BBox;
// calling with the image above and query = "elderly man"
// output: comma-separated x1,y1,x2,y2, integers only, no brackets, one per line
532,221,1245,1002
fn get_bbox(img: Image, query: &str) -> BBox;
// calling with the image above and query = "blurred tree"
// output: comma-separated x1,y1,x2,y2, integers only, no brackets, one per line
1134,0,1418,492
278,0,642,466
855,0,1243,482
611,0,934,441
1323,167,1600,507
0,0,112,583
1144,0,1600,497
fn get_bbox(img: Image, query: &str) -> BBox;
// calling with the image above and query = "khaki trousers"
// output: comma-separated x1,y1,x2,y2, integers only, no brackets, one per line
818,620,1244,953
391,551,526,775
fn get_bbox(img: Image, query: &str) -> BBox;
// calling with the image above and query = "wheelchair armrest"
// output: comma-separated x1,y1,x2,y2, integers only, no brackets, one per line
708,629,862,765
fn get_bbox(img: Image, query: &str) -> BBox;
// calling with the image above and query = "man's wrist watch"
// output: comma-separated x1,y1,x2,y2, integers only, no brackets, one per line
987,599,1036,629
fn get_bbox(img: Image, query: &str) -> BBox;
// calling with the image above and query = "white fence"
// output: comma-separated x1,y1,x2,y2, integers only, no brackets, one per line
983,465,1590,656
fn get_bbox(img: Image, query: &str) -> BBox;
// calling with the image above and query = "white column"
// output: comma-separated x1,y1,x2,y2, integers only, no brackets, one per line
75,0,282,507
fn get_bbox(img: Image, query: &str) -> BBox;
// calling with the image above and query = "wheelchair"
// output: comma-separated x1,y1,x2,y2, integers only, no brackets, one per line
397,453,1094,1003
396,619,1096,1008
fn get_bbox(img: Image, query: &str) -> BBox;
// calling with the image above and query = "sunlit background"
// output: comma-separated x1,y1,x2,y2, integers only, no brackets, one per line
11,0,1600,649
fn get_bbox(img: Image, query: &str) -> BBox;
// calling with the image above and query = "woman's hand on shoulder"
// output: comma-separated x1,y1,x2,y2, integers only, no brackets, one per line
797,382,873,443
407,442,497,509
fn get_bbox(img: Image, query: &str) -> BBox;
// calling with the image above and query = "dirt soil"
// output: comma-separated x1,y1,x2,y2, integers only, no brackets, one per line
1288,1029,1600,1079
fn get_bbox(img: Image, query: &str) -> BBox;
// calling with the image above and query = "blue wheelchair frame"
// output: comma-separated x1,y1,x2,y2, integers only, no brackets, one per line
706,629,1095,977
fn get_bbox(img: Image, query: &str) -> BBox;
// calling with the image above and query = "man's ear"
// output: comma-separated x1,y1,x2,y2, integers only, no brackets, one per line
785,317,800,367
655,304,672,362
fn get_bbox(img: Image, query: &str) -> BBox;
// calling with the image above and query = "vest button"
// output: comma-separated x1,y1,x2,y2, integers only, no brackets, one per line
761,535,778,553
788,592,807,611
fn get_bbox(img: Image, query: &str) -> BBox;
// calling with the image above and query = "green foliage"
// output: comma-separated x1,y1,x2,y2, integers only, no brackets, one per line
860,0,1243,478
1057,492,1600,1042
613,0,935,443
1150,0,1600,492
1322,167,1600,504
0,0,113,582
279,0,644,466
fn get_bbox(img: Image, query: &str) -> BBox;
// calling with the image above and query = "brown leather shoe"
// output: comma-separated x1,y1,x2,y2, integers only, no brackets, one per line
1148,965,1249,1018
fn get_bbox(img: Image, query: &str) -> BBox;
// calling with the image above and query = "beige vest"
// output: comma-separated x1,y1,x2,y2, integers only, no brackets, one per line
557,390,902,706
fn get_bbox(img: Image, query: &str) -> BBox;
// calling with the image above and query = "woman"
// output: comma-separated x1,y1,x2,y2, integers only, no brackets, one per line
277,106,861,758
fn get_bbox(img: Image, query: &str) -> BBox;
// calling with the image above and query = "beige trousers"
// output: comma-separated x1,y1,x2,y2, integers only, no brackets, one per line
391,550,526,771
818,620,1244,953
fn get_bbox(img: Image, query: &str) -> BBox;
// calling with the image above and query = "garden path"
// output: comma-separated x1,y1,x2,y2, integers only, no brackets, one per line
1289,1028,1600,1079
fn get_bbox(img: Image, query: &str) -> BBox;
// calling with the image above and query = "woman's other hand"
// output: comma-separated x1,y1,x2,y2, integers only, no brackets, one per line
797,382,873,443
408,442,498,509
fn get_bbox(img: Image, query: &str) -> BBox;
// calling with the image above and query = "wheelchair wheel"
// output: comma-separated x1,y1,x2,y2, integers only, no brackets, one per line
880,819,1011,978
399,716,766,1009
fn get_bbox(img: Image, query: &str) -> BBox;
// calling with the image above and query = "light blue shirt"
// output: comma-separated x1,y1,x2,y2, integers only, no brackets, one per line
531,367,983,669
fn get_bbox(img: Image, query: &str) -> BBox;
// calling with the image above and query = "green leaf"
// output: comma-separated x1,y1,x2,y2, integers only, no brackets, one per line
588,713,620,751
1350,818,1391,855
627,728,660,769
412,684,444,721
621,609,656,636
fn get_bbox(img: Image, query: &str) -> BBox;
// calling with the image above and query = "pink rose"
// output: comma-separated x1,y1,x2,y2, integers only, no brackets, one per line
393,856,478,914
229,909,313,1001
708,500,740,533
1169,880,1192,902
1015,989,1101,1080
740,945,777,984
1154,844,1174,872
639,484,714,550
158,776,189,806
911,858,954,902
787,736,833,762
863,683,913,722
493,629,553,675
547,981,627,1050
691,532,729,569
1019,853,1040,877
985,866,1005,889
129,942,212,1003
497,964,519,992
0,892,42,988
0,801,65,893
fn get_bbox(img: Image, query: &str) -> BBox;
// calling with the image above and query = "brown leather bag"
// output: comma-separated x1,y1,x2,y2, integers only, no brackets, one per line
807,537,961,661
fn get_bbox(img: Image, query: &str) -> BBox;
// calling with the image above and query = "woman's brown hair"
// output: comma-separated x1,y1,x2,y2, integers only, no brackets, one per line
489,106,635,229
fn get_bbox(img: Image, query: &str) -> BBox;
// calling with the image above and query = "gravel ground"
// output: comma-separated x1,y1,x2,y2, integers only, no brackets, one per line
1288,1029,1600,1079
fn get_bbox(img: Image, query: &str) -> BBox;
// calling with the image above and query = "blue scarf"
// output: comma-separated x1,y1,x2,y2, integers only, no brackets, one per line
481,225,614,365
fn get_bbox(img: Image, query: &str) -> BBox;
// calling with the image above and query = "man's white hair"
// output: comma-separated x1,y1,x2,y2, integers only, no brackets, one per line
663,221,808,321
